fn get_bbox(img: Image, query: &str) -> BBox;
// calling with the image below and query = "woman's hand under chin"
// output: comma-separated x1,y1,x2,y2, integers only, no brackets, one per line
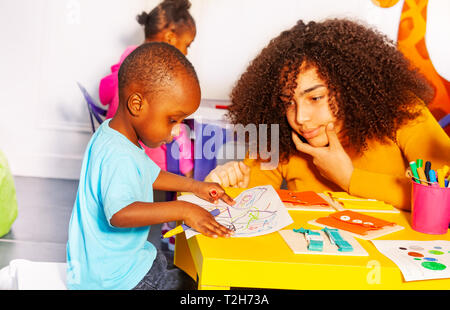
291,123,354,191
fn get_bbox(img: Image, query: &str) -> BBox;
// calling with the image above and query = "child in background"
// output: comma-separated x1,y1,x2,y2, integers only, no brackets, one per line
206,19,450,211
99,0,197,250
99,0,195,177
99,0,195,121
67,43,234,290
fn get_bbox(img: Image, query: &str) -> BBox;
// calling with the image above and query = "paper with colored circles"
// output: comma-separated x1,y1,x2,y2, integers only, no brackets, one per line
311,210,402,238
372,240,450,281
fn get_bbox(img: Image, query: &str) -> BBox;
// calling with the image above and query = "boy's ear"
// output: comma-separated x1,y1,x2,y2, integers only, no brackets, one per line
126,93,144,116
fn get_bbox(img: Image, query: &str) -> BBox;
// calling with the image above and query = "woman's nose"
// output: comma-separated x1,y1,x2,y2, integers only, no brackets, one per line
296,101,311,124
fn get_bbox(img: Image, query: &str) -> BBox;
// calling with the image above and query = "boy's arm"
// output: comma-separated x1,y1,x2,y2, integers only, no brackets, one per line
152,170,196,192
110,200,186,227
109,200,233,238
153,170,235,205
102,158,233,237
110,170,235,237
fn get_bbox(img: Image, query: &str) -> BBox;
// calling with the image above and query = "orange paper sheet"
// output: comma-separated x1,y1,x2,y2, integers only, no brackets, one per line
315,210,396,236
276,190,329,206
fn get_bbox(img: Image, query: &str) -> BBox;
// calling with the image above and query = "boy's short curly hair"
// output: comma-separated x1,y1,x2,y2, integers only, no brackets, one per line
118,42,198,103
227,19,434,162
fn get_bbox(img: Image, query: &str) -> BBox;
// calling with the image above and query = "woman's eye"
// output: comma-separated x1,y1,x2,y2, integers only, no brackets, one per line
169,118,177,124
311,96,323,102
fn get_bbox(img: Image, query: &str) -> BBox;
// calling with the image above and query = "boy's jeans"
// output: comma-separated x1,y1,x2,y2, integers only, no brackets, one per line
132,250,196,290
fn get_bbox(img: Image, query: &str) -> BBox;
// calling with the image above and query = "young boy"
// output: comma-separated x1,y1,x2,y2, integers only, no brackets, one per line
66,42,234,290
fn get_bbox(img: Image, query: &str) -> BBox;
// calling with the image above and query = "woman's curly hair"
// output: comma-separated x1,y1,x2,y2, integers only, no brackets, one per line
227,18,434,163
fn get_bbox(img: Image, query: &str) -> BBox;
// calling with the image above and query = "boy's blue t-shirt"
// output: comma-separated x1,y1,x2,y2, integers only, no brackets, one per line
66,119,161,290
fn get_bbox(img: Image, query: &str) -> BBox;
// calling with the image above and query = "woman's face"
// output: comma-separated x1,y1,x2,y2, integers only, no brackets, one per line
149,26,195,56
285,66,339,147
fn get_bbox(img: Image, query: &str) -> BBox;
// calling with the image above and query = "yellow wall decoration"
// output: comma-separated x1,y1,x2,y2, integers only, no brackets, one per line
396,0,450,135
371,0,401,8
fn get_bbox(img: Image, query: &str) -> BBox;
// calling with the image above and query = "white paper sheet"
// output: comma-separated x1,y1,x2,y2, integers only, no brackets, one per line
371,240,450,282
177,185,293,239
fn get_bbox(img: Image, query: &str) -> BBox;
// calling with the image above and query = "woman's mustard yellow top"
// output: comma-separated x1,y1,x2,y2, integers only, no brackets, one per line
244,107,450,210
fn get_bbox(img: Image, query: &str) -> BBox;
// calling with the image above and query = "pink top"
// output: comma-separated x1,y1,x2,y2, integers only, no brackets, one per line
99,45,194,175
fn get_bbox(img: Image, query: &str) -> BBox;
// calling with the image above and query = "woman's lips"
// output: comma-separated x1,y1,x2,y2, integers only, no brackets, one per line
300,127,320,139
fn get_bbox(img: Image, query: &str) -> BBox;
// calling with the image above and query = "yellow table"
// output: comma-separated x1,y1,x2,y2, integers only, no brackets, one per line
174,188,450,290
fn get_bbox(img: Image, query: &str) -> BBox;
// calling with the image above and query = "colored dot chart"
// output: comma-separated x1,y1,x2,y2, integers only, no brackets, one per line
372,240,450,282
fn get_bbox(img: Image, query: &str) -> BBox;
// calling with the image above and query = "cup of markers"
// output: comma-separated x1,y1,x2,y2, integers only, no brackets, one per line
407,160,450,235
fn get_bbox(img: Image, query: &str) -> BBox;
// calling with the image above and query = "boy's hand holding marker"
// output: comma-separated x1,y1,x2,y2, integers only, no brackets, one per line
181,180,235,238
193,181,235,205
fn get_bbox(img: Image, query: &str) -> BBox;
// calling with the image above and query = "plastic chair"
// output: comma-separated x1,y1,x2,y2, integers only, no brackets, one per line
165,139,181,201
166,120,195,177
193,120,230,181
166,139,181,176
77,82,107,133
438,113,450,129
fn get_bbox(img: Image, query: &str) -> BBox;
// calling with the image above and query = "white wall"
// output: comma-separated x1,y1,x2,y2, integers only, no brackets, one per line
0,0,404,180
0,0,158,179
190,0,404,99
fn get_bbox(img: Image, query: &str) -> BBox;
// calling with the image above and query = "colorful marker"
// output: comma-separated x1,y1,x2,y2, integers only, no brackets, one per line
424,161,431,182
416,159,423,168
442,165,449,178
437,169,445,188
409,161,420,184
210,189,218,198
210,189,220,204
429,169,438,187
162,208,221,239
416,167,428,185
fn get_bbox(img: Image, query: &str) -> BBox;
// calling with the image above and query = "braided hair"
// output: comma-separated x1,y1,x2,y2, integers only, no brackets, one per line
136,0,195,39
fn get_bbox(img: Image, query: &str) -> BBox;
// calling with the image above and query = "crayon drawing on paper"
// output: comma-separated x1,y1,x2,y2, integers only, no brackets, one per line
178,185,293,239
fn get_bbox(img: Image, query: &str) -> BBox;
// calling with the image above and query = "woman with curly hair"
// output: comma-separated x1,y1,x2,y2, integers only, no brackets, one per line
206,19,450,210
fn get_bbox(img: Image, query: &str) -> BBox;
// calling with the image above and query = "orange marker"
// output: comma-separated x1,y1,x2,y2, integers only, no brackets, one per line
416,167,428,186
437,169,445,188
442,165,449,178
